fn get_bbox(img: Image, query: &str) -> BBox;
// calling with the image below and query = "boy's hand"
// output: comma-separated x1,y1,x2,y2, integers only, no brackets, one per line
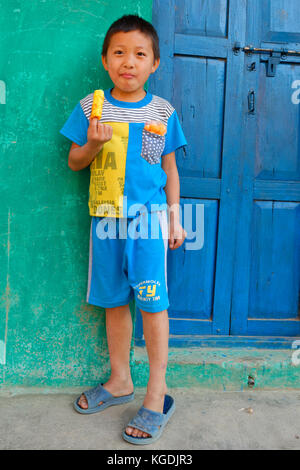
168,222,187,250
87,118,113,151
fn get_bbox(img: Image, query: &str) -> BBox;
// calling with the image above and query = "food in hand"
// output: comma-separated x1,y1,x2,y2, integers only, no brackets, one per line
90,89,104,119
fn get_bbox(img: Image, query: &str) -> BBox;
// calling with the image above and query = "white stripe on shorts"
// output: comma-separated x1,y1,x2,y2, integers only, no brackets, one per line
157,210,169,293
86,218,93,302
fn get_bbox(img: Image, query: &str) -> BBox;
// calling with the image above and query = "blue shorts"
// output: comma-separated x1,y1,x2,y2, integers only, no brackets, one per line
86,210,169,313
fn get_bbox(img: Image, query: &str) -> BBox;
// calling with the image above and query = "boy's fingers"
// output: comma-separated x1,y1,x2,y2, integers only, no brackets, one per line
170,231,187,249
103,123,113,132
89,117,98,128
169,235,174,249
88,121,112,144
98,124,106,136
102,124,113,139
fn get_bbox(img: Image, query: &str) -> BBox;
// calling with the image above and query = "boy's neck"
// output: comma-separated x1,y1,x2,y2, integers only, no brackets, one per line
110,87,147,102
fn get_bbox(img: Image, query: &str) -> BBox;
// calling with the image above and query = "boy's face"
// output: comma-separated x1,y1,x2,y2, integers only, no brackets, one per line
102,30,160,101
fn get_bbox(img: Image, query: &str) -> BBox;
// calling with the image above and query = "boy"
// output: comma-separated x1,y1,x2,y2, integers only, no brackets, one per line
60,15,187,445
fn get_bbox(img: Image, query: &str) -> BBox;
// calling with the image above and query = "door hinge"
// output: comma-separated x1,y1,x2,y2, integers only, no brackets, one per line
232,42,300,77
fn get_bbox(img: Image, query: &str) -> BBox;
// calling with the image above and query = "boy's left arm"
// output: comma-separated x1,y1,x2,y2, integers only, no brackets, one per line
161,152,187,250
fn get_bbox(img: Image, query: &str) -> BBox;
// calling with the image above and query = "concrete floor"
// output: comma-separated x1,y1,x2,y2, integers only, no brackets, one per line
1,388,300,450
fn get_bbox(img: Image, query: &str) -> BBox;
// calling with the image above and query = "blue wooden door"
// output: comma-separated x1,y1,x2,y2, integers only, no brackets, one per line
135,0,300,344
230,0,300,337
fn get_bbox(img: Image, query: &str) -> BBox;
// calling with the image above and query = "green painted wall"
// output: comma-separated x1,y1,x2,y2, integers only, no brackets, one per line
0,0,152,389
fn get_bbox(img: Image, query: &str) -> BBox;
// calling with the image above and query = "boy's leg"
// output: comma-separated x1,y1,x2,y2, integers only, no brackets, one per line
78,304,134,409
125,308,169,438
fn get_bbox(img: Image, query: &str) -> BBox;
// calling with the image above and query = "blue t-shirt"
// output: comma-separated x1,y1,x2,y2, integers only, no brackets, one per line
60,88,187,218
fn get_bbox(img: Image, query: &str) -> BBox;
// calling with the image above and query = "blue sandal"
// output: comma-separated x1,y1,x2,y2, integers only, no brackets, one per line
122,395,175,445
73,383,134,414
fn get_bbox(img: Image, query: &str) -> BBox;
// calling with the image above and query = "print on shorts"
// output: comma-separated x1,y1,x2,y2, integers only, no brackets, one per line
134,280,161,303
141,129,165,165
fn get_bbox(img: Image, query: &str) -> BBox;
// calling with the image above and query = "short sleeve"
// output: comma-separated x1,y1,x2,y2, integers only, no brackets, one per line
59,102,89,146
162,109,187,156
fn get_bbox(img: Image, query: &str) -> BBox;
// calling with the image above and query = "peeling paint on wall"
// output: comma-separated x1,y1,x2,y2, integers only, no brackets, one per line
0,0,152,388
0,80,6,104
0,341,6,365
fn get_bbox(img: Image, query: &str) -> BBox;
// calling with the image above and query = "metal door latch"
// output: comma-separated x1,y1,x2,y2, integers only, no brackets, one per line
267,51,281,77
232,42,300,77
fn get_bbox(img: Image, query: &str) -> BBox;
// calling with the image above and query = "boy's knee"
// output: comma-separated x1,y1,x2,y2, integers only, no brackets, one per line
105,304,130,313
140,308,168,316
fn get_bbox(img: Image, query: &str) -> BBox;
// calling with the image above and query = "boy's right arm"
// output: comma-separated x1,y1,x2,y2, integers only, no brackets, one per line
68,118,113,171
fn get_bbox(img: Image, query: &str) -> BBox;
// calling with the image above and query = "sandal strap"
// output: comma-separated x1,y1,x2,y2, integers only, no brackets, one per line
84,383,113,409
128,406,165,436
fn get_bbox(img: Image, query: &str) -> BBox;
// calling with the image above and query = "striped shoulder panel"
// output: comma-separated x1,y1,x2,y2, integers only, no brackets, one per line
80,93,100,119
151,95,175,121
79,92,175,125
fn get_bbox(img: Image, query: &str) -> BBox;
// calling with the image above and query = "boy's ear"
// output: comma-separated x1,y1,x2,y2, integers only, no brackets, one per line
102,55,108,71
151,58,160,74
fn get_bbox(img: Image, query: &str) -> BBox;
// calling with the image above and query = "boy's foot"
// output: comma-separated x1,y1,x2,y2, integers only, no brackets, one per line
77,378,134,410
125,387,167,439
78,380,167,440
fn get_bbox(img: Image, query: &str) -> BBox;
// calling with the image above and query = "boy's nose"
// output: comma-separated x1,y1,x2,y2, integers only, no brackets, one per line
122,54,135,68
123,62,134,69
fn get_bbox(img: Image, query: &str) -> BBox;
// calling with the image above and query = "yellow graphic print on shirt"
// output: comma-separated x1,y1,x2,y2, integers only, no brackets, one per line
88,122,129,218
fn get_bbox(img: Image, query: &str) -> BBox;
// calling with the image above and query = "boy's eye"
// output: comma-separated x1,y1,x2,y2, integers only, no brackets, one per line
137,52,146,56
114,50,123,55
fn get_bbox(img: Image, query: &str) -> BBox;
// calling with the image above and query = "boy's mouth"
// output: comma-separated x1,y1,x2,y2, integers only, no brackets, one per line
121,73,135,79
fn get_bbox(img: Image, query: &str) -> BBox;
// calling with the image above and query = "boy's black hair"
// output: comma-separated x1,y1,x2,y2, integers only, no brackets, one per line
102,15,160,61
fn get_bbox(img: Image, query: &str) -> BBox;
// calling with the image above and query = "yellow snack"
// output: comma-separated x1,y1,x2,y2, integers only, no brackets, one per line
144,121,167,136
90,89,104,119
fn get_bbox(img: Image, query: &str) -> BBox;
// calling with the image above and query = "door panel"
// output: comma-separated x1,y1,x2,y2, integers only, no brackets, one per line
263,0,300,43
172,56,226,179
255,65,300,181
230,0,300,336
248,202,300,320
174,0,228,38
167,199,217,323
